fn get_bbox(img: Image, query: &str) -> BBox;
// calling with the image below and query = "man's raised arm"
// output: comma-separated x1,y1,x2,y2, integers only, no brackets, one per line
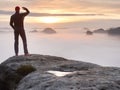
22,7,30,16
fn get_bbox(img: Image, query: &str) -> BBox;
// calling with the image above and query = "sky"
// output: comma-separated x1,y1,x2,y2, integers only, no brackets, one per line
0,0,120,29
1,0,120,14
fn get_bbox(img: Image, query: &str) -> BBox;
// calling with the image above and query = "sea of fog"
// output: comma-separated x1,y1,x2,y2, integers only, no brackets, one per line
0,28,120,67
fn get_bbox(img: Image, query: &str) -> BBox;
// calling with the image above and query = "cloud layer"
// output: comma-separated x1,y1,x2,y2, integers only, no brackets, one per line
0,10,104,17
0,0,120,17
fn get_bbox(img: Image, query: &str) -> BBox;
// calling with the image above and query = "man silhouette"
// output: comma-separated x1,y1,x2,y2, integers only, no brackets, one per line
10,6,30,56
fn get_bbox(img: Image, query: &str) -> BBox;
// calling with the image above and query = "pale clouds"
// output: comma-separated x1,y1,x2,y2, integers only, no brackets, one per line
25,0,120,14
0,0,120,15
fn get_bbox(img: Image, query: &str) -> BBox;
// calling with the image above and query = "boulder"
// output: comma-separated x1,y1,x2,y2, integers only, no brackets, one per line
0,54,120,90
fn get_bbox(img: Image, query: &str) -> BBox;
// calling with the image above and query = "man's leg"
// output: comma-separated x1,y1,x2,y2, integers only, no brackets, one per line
20,30,29,55
14,31,19,56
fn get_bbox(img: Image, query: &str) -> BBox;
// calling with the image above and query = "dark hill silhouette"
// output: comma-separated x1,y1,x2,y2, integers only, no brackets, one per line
86,30,93,35
42,28,56,34
107,27,120,35
30,30,38,33
93,28,106,33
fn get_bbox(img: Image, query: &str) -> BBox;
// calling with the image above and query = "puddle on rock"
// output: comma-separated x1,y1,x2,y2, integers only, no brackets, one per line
47,70,73,77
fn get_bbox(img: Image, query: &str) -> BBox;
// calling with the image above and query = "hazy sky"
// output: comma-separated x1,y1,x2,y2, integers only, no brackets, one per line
0,0,120,27
1,0,120,15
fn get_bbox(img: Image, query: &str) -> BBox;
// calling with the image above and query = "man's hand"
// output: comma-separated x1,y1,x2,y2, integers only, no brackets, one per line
22,7,28,10
22,7,30,15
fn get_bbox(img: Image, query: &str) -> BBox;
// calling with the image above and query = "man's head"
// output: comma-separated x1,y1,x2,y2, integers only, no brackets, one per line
15,6,20,12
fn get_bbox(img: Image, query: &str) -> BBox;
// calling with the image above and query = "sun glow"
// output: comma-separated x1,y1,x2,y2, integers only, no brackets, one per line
33,15,100,24
40,17,61,23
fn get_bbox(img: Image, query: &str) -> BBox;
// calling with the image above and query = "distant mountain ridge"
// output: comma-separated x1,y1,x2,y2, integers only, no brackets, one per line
93,27,120,35
93,28,106,33
107,27,120,35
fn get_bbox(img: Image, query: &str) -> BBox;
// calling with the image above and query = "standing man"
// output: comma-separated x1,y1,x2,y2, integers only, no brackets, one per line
10,6,30,56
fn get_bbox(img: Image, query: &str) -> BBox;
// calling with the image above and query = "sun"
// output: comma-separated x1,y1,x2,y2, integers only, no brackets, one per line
40,17,60,23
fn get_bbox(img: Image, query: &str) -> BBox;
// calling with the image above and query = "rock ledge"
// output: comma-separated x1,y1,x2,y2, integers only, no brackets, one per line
0,54,120,90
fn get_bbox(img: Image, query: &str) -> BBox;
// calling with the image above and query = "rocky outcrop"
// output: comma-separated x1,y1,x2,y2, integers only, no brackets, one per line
0,54,120,90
